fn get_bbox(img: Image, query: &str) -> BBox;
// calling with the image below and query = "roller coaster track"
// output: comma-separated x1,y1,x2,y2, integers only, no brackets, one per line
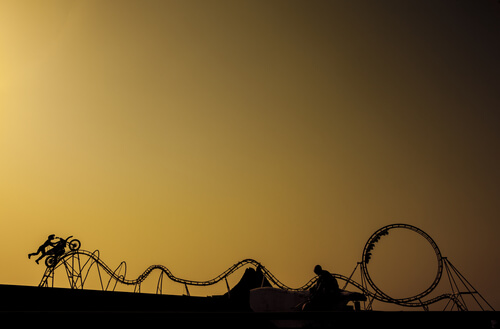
40,249,352,292
37,224,495,311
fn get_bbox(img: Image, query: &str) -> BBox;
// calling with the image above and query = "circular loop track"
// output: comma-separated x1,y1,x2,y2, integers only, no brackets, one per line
361,223,443,303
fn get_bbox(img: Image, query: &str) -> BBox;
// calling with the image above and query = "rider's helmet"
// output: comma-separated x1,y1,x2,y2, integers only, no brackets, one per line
48,234,55,240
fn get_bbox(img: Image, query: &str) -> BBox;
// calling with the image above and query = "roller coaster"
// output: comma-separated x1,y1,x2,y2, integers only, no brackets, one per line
37,224,494,311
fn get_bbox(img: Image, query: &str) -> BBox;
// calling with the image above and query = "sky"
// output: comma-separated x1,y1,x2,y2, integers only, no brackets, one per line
1,0,499,310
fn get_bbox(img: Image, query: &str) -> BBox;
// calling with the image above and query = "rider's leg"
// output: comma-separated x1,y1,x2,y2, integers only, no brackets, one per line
35,251,46,264
28,246,44,259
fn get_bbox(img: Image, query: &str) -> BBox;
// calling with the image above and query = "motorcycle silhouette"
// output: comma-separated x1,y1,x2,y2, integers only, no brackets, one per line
44,236,81,267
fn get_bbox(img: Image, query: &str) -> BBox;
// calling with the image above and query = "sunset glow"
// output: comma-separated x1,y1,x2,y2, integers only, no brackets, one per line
1,0,499,310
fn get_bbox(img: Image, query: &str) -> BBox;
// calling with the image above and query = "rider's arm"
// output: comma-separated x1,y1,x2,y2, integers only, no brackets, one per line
50,238,61,246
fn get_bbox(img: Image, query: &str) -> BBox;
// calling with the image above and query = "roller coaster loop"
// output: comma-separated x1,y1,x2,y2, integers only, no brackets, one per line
36,224,495,311
361,224,443,304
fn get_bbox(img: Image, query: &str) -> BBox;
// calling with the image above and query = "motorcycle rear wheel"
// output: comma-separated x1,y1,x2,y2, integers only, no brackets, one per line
45,256,57,267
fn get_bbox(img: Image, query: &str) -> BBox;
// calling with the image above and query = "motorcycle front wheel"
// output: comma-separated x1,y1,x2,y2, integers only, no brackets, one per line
69,239,81,251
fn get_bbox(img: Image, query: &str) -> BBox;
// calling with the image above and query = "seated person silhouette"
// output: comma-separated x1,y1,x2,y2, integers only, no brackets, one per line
307,265,340,310
28,234,59,264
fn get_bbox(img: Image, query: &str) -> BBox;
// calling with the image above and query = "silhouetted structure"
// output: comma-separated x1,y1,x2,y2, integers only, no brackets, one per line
223,266,272,310
33,224,495,312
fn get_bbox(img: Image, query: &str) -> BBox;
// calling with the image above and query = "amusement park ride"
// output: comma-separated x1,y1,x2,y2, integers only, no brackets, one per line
35,224,493,313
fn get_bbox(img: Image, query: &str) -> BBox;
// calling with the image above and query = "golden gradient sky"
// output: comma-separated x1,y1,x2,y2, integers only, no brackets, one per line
1,0,499,310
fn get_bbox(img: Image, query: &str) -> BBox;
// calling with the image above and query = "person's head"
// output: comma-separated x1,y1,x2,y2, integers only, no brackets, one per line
48,234,55,240
314,265,323,275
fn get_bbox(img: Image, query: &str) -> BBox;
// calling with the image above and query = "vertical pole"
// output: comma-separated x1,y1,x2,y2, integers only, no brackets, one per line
225,277,231,298
343,262,360,290
96,260,104,291
157,272,163,295
76,253,84,289
419,299,429,311
443,259,468,311
446,258,495,311
360,262,371,310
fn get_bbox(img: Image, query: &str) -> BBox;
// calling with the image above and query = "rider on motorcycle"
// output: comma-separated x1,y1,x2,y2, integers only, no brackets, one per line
28,234,60,264
28,235,76,265
46,237,69,258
